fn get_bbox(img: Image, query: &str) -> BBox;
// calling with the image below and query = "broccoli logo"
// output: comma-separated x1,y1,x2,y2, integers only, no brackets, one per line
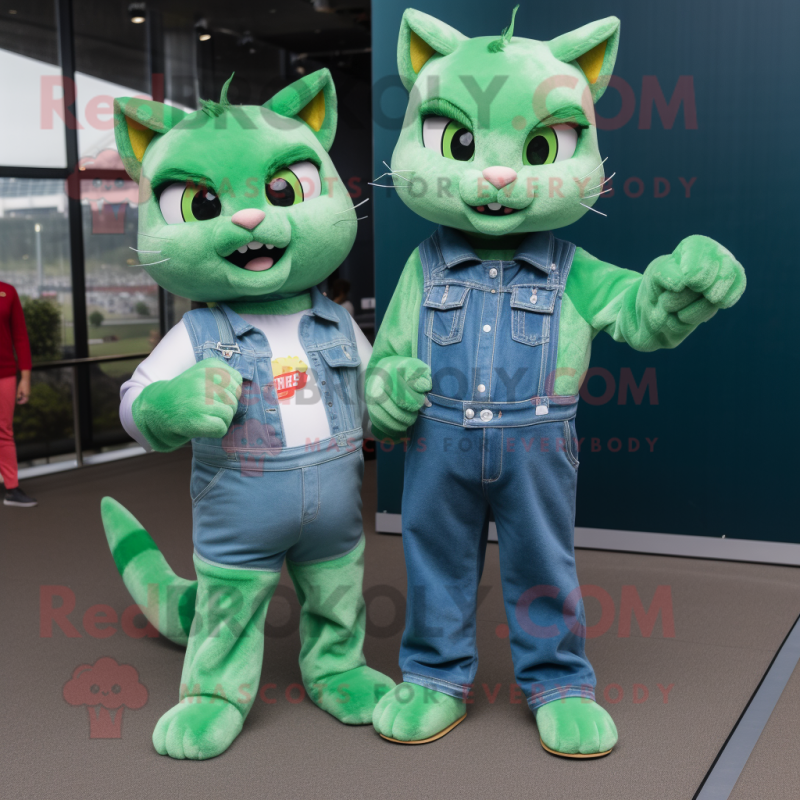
62,657,148,739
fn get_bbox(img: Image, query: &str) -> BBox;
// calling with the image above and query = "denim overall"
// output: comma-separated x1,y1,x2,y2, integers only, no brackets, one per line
400,226,595,711
183,287,365,572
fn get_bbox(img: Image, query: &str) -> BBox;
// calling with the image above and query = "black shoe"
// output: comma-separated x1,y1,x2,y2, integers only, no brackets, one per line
4,487,38,507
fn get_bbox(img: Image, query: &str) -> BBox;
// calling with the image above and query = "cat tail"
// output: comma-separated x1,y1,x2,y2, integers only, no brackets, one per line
100,496,196,647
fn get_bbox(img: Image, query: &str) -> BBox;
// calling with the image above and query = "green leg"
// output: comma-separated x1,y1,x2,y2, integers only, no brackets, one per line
287,538,396,724
373,682,466,743
101,497,196,646
153,556,280,760
535,698,618,757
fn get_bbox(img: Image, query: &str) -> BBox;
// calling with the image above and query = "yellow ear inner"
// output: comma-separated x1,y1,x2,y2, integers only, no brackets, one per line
577,40,607,85
126,117,157,162
410,30,436,74
298,90,326,132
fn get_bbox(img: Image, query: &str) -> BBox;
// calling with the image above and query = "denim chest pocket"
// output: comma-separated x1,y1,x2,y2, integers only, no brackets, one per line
424,284,470,346
509,285,557,346
316,342,361,429
317,342,361,368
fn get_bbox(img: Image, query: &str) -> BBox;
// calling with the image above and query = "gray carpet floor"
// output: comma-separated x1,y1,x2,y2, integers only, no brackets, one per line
2,448,799,800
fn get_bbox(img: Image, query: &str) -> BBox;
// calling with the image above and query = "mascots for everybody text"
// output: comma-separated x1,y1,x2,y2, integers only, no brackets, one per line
367,9,745,756
101,70,394,760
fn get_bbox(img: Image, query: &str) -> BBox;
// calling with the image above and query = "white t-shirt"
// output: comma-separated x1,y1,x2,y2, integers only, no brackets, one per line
120,310,373,450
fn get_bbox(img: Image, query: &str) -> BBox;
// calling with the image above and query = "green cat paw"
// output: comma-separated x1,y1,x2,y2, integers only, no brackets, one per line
535,698,618,757
309,666,396,725
366,356,431,440
152,700,244,760
372,682,466,743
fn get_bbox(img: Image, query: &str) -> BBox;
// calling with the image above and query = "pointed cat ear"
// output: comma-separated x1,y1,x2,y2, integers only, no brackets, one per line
548,17,620,103
397,9,467,92
113,98,187,182
265,68,337,152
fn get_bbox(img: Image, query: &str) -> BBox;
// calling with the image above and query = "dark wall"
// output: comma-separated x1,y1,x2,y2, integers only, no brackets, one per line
371,0,799,542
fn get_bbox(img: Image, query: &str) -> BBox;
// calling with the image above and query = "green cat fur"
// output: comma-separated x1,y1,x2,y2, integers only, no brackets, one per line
367,9,746,752
288,538,394,723
101,69,393,760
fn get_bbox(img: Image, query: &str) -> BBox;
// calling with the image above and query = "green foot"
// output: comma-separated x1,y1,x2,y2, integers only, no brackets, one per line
373,682,466,743
535,698,618,757
153,700,244,760
309,666,396,725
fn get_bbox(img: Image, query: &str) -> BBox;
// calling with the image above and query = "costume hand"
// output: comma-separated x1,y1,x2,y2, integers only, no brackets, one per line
133,360,243,451
16,376,31,405
645,235,746,326
366,356,432,439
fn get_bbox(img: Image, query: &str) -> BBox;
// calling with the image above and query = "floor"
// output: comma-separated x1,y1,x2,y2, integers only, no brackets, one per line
2,448,799,800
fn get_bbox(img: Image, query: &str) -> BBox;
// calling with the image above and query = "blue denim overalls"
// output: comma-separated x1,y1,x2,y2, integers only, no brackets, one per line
399,226,595,711
182,287,365,572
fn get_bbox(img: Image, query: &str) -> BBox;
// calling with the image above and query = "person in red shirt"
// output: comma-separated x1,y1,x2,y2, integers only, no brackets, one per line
0,282,37,507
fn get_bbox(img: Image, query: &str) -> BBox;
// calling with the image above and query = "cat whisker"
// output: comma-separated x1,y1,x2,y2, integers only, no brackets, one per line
129,247,162,253
368,182,408,189
138,233,172,241
334,216,369,225
580,203,607,217
582,188,612,199
587,172,615,191
579,157,608,182
383,161,413,173
372,169,412,185
333,198,369,215
137,257,172,266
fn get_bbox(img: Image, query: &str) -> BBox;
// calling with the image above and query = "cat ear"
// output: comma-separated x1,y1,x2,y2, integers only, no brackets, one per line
397,9,467,92
113,98,187,182
548,17,620,103
265,68,337,152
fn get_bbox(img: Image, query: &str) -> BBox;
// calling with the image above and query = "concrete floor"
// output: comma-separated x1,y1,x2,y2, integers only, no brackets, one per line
2,448,799,800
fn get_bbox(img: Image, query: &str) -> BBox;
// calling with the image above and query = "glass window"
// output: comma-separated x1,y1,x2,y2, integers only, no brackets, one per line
90,356,141,448
72,0,148,164
80,177,161,357
13,367,75,463
0,177,72,360
0,3,66,168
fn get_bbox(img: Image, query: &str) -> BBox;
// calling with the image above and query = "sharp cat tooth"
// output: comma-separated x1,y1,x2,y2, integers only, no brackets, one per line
247,241,262,250
265,244,274,250
488,202,502,211
237,246,247,254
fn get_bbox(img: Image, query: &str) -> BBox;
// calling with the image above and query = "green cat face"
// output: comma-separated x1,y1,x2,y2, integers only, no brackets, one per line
391,10,620,236
113,70,356,303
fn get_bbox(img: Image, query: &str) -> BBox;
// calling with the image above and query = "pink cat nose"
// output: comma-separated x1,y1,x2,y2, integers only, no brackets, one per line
482,166,518,189
231,208,265,230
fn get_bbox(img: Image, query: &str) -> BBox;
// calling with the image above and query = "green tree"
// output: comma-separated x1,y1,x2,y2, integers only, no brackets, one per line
21,297,61,360
135,301,151,317
89,310,105,328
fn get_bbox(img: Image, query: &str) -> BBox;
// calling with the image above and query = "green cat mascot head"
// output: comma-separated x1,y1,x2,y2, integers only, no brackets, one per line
391,8,620,236
114,69,356,303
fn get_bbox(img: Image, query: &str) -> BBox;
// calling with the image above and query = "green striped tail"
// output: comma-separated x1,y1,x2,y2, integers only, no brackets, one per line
100,496,196,647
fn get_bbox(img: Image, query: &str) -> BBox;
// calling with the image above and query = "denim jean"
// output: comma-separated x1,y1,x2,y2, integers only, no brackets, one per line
399,226,596,711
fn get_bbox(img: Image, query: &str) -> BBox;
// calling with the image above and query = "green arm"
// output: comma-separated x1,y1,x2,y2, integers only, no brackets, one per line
370,248,424,363
367,250,430,441
566,235,746,351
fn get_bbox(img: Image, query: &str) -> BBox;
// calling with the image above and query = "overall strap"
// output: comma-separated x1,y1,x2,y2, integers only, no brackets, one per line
210,305,241,359
418,231,442,285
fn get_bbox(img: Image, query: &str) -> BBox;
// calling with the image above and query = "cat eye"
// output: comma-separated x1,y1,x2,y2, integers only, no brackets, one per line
265,161,321,207
523,124,578,167
159,181,221,224
422,116,475,162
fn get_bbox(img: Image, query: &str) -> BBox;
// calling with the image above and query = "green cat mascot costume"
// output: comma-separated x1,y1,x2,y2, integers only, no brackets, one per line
367,10,745,756
101,70,394,760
